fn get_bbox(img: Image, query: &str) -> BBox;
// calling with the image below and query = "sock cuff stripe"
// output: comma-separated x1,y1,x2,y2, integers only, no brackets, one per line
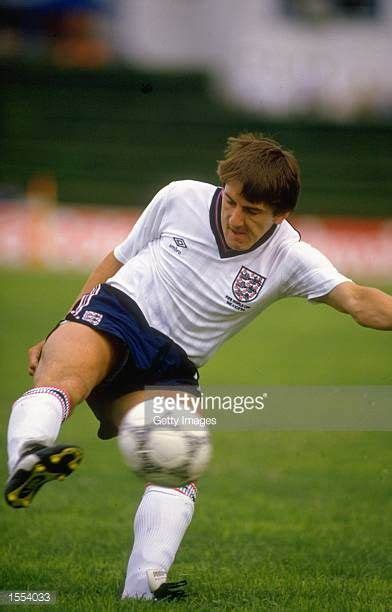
23,387,72,421
175,482,197,502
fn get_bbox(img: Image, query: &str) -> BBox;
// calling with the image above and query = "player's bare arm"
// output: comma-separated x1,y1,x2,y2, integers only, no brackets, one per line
318,281,392,330
71,250,124,306
28,251,123,375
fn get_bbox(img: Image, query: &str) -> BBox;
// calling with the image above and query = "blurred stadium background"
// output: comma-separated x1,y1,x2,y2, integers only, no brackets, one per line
1,0,392,278
1,1,391,609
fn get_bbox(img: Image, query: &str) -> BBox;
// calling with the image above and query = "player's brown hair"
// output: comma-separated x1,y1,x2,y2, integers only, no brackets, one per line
217,132,301,213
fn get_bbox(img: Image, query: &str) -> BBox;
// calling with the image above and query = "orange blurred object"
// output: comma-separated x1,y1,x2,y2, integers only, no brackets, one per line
51,10,111,68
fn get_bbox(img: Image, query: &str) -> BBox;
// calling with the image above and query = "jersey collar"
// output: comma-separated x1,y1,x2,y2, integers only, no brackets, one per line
209,187,277,259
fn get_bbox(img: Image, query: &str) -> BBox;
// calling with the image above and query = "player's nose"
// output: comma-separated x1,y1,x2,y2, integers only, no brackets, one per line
230,205,245,228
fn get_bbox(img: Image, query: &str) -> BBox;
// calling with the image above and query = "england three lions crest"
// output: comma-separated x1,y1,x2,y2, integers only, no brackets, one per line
232,266,266,303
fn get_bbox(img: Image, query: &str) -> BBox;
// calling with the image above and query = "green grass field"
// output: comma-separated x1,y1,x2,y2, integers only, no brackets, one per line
1,269,391,611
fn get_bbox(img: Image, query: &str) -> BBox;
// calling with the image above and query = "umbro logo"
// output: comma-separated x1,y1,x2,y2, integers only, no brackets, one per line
168,236,188,256
173,237,187,248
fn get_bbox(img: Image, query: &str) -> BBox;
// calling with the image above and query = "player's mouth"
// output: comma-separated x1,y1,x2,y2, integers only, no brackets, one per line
225,228,251,249
227,228,248,240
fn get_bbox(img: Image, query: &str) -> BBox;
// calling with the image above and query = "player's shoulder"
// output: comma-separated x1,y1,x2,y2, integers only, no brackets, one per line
163,180,218,221
280,235,333,271
274,221,328,267
168,180,218,201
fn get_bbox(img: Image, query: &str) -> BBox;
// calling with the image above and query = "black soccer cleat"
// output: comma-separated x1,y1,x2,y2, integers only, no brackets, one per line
153,580,188,602
146,569,187,602
5,444,83,509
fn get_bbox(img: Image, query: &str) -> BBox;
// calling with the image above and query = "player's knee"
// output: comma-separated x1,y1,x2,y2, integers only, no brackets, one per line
34,370,91,406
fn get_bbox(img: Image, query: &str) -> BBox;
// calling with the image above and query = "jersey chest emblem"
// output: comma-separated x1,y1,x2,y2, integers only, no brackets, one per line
232,266,266,302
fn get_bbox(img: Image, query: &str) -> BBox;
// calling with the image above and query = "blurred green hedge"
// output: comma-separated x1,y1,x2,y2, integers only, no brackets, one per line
1,62,391,216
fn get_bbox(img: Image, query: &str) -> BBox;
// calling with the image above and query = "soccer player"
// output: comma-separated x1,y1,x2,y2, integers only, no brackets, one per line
5,133,392,601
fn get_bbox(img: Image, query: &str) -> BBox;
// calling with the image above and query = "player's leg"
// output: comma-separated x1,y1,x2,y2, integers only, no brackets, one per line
114,392,197,601
122,481,195,601
34,321,118,403
5,321,121,508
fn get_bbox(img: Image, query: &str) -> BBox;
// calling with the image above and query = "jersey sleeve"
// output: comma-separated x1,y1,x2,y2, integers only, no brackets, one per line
280,241,351,300
113,183,172,263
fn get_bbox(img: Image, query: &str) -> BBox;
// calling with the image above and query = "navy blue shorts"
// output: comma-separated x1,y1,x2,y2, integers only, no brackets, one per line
64,284,199,439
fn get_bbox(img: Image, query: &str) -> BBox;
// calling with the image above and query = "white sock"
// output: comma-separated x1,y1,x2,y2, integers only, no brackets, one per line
122,483,197,600
7,387,71,473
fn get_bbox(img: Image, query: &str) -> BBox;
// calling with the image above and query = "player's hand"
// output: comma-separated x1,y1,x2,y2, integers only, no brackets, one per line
28,340,45,376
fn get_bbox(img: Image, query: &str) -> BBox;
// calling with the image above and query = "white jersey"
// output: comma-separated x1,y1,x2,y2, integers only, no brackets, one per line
108,180,349,367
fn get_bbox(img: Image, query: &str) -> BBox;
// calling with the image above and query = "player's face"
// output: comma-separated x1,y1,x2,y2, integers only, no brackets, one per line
221,180,288,251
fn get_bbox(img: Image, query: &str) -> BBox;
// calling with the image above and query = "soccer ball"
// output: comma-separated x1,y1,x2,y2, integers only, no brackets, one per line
118,401,212,487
